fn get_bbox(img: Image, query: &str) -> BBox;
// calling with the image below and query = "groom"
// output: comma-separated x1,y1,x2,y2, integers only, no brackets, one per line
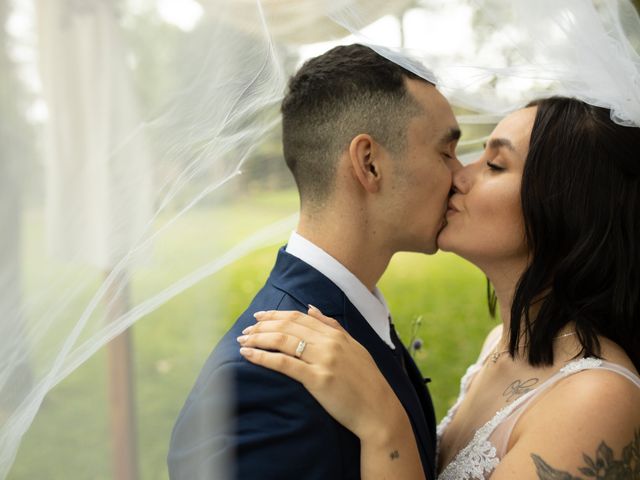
168,44,461,479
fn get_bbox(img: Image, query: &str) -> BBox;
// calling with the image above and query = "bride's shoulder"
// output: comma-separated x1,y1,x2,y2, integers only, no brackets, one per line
543,337,639,411
551,364,640,408
521,357,640,436
598,334,638,374
493,359,640,479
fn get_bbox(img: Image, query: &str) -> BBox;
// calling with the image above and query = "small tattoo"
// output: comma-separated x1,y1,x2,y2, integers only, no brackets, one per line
390,450,400,460
502,378,539,402
531,429,640,479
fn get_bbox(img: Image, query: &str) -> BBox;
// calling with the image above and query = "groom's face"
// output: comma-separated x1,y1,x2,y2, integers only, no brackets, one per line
384,81,461,254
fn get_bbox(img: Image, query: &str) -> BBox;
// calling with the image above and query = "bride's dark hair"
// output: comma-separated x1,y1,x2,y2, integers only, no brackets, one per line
511,96,640,371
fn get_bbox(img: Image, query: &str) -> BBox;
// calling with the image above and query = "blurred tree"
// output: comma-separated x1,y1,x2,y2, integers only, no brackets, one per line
0,0,34,409
0,0,33,175
120,6,183,116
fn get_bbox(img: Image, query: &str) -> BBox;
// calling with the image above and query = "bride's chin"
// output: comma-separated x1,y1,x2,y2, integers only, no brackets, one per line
436,232,472,259
436,228,456,252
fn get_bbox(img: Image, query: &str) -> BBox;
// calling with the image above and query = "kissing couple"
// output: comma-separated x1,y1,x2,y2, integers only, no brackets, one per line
169,44,640,479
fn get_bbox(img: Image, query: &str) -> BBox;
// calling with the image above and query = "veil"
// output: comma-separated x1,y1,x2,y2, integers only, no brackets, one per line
1,0,638,478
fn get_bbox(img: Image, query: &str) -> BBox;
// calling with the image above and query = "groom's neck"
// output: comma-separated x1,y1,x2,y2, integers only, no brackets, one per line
296,215,392,292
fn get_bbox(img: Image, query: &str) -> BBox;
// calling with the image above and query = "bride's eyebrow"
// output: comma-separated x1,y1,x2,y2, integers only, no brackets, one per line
483,137,515,152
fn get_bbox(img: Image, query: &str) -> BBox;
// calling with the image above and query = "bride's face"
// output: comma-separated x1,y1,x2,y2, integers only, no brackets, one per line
437,107,536,265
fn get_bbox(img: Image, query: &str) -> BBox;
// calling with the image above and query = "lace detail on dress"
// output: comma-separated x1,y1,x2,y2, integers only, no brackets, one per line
438,385,531,480
436,363,480,439
437,356,616,480
438,433,499,480
560,357,602,374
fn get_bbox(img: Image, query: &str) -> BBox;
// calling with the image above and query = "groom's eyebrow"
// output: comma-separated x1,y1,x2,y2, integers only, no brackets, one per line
439,127,462,145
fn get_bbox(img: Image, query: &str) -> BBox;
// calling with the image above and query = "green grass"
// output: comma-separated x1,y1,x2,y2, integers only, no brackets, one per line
8,190,497,480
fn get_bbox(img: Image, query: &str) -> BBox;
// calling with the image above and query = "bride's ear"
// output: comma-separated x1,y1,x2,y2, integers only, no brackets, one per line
348,134,382,194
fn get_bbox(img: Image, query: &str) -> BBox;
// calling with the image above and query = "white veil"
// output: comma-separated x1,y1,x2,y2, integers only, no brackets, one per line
1,0,638,478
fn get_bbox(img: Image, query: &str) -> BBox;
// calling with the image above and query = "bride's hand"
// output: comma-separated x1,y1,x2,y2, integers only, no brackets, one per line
237,306,405,443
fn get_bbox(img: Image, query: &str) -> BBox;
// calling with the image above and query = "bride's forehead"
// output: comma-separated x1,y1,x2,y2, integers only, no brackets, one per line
490,107,537,149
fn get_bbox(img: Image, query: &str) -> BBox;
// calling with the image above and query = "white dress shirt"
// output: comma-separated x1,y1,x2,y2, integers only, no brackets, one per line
285,231,395,349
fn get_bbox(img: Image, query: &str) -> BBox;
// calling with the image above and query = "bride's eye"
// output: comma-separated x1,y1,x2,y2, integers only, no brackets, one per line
487,161,505,171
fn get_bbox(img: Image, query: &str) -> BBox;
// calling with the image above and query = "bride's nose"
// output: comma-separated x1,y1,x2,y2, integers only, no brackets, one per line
451,164,471,194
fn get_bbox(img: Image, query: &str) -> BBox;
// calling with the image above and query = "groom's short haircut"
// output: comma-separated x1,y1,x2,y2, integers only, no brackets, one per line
281,44,434,207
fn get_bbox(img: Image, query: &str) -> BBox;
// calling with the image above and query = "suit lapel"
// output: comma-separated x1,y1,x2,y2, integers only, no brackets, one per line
268,248,345,317
343,302,435,477
400,346,437,462
268,248,435,476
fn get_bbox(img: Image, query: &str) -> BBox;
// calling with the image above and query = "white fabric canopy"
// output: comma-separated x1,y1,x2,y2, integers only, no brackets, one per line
38,0,152,268
1,0,639,478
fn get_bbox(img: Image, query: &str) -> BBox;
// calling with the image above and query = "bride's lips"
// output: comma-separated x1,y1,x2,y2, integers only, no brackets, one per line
446,199,461,215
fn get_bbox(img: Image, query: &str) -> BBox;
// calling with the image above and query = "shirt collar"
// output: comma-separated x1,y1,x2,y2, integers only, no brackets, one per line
285,231,394,349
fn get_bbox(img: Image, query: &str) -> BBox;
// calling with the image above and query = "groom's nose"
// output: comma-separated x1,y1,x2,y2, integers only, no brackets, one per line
448,155,463,173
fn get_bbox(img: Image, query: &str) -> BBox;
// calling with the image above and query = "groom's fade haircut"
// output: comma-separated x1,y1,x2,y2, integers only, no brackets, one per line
281,44,434,207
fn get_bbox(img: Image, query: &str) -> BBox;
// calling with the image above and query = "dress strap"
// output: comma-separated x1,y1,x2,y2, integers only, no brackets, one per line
491,358,640,457
523,357,640,403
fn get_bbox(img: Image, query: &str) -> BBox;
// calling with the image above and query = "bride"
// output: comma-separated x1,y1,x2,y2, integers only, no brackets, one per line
237,97,640,479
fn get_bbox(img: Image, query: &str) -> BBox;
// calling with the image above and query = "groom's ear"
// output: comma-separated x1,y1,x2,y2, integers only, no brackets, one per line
348,134,382,194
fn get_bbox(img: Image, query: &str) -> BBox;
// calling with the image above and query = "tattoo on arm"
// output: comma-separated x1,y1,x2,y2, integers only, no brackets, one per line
503,378,539,402
531,429,640,479
389,450,400,461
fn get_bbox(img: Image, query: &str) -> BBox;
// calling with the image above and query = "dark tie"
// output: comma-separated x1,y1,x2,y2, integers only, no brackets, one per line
389,319,407,374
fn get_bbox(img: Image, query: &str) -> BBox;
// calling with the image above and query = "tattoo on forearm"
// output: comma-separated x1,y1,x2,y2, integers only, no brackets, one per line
531,429,640,479
390,450,400,461
502,378,539,402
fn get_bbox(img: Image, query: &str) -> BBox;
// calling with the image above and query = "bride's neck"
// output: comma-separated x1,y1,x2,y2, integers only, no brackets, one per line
486,259,582,364
483,258,528,347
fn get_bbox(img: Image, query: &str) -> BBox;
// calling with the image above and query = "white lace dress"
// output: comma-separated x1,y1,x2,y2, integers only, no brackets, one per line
436,341,640,480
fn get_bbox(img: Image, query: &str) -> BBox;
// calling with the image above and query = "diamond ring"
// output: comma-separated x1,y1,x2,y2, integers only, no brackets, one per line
295,340,307,358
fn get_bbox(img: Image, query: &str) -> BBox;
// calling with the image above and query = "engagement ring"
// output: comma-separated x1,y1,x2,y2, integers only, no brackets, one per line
295,340,307,359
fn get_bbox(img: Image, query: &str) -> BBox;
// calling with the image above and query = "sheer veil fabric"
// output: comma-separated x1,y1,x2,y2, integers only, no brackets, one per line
1,0,639,478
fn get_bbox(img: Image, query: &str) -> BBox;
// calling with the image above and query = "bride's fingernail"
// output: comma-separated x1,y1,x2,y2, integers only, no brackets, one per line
236,335,248,343
253,311,266,319
308,304,320,312
239,347,253,357
242,325,254,335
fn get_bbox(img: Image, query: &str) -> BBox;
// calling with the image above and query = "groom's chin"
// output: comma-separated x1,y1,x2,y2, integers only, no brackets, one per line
417,242,438,255
435,238,450,252
425,244,439,255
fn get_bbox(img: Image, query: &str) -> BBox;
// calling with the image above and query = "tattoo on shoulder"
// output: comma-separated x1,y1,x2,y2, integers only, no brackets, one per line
530,429,640,479
503,377,539,402
389,450,400,461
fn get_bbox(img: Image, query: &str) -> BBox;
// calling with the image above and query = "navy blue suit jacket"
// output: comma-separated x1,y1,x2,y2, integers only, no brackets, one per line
168,247,436,479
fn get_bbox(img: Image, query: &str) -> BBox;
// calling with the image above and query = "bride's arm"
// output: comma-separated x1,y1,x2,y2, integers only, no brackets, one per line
237,308,427,480
359,410,425,480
